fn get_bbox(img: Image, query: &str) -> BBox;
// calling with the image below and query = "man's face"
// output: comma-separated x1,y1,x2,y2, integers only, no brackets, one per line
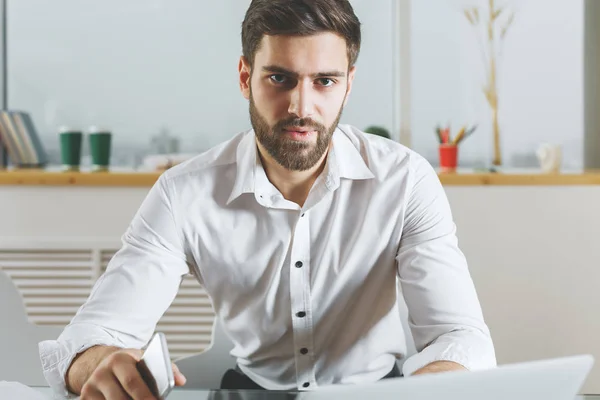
239,32,356,171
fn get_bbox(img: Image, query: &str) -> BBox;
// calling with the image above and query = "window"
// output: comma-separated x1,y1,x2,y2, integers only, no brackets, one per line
411,0,584,169
6,0,398,168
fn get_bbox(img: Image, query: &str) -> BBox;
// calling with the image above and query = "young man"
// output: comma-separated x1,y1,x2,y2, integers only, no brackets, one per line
39,0,496,398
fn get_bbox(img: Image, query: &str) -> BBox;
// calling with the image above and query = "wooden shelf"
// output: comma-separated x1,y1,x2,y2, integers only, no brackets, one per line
438,172,600,186
1,170,600,186
0,170,161,187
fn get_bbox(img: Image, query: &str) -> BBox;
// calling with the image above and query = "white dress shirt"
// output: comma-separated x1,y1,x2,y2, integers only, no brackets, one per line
39,125,496,397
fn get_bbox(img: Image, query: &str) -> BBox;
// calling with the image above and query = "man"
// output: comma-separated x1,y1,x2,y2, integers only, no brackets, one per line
39,0,496,398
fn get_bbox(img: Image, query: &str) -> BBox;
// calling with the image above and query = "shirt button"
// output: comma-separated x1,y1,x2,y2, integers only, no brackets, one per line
303,382,310,388
296,311,306,318
295,261,303,268
300,347,309,355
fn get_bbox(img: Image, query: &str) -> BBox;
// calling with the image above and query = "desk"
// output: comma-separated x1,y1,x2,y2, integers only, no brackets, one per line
28,387,600,399
31,387,295,399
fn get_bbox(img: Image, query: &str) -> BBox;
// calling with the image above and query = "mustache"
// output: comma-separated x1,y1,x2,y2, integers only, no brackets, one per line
273,117,326,133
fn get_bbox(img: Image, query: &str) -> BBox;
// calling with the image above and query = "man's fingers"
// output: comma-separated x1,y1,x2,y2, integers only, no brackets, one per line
172,362,187,386
113,360,157,400
79,383,104,400
94,373,132,400
123,348,144,362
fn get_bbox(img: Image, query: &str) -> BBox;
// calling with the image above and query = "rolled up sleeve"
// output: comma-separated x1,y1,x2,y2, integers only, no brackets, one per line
38,174,191,398
396,156,496,377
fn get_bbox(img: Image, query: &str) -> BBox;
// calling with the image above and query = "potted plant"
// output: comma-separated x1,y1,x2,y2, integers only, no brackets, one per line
364,125,391,139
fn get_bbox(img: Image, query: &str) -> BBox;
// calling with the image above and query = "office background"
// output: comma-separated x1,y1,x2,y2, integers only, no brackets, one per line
5,0,588,169
2,0,600,394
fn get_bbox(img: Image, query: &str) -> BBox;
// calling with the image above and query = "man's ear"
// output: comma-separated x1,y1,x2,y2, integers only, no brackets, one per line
343,66,357,107
239,56,252,100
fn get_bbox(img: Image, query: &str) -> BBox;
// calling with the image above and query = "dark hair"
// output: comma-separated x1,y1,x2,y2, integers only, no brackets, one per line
241,0,361,68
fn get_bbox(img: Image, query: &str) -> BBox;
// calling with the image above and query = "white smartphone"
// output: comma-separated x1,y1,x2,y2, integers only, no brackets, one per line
137,332,175,399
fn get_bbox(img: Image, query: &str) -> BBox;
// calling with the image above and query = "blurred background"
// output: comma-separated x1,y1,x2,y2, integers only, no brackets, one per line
2,0,600,394
4,0,588,170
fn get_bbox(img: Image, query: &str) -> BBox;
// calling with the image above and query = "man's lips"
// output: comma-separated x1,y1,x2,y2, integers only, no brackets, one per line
284,126,315,133
282,127,318,140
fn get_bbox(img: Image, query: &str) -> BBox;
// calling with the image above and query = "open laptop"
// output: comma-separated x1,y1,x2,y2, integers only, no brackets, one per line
300,355,594,400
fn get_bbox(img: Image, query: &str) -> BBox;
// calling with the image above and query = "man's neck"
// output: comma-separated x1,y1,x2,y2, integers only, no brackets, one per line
256,140,329,208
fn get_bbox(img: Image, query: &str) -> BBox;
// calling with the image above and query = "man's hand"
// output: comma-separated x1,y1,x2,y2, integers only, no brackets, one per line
412,361,467,375
66,345,186,399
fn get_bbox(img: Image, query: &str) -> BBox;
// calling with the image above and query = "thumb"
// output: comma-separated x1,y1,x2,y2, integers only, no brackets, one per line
172,362,187,386
123,348,144,362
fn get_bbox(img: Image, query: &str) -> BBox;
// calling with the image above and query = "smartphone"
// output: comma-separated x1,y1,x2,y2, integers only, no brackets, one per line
137,332,175,399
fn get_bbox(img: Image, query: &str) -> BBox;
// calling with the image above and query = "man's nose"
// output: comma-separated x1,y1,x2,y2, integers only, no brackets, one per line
288,81,315,119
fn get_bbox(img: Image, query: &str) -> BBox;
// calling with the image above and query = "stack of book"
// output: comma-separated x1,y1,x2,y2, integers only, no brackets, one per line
0,110,47,168
0,137,6,168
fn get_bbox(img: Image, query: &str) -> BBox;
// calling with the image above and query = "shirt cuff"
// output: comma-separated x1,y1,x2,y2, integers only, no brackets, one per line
401,341,494,377
38,325,127,399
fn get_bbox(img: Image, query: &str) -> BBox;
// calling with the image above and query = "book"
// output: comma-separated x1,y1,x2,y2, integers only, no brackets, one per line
0,111,27,165
12,111,48,166
0,136,6,168
0,110,47,168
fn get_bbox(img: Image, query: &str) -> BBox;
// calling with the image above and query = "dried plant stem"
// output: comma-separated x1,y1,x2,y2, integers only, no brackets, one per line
487,0,502,165
464,0,515,166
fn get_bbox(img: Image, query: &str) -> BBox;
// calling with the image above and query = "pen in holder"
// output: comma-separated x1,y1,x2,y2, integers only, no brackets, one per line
435,124,477,172
439,144,458,172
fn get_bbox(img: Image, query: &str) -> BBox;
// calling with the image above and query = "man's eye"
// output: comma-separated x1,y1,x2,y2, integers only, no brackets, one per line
270,74,288,84
317,78,334,87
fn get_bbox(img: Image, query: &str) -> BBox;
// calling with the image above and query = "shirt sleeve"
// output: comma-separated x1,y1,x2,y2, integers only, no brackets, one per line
38,174,191,398
396,155,497,376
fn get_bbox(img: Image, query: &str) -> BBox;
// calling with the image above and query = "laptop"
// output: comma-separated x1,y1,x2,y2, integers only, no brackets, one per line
300,355,594,400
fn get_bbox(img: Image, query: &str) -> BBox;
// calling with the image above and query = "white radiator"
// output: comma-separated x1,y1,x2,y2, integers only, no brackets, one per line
0,238,215,359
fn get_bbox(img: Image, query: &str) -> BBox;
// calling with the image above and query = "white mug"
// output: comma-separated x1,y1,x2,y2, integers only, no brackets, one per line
536,144,562,173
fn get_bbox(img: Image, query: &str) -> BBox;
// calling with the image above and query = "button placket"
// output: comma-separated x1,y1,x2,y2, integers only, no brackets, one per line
289,210,316,389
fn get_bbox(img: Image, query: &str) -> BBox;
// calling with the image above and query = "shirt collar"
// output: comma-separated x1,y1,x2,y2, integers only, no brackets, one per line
327,127,376,187
226,126,375,205
227,130,257,205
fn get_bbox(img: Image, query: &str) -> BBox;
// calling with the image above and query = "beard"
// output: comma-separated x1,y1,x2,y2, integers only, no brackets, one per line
249,92,345,171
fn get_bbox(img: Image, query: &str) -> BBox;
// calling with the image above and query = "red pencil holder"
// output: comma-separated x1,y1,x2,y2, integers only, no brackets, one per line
439,144,458,172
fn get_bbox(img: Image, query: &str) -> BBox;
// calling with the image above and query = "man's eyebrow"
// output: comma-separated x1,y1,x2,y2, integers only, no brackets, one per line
313,70,346,78
262,65,346,79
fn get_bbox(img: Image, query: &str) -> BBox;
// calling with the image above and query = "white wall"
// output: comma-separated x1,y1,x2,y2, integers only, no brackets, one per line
1,184,600,393
411,0,583,168
7,1,584,168
447,185,600,388
7,0,395,154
